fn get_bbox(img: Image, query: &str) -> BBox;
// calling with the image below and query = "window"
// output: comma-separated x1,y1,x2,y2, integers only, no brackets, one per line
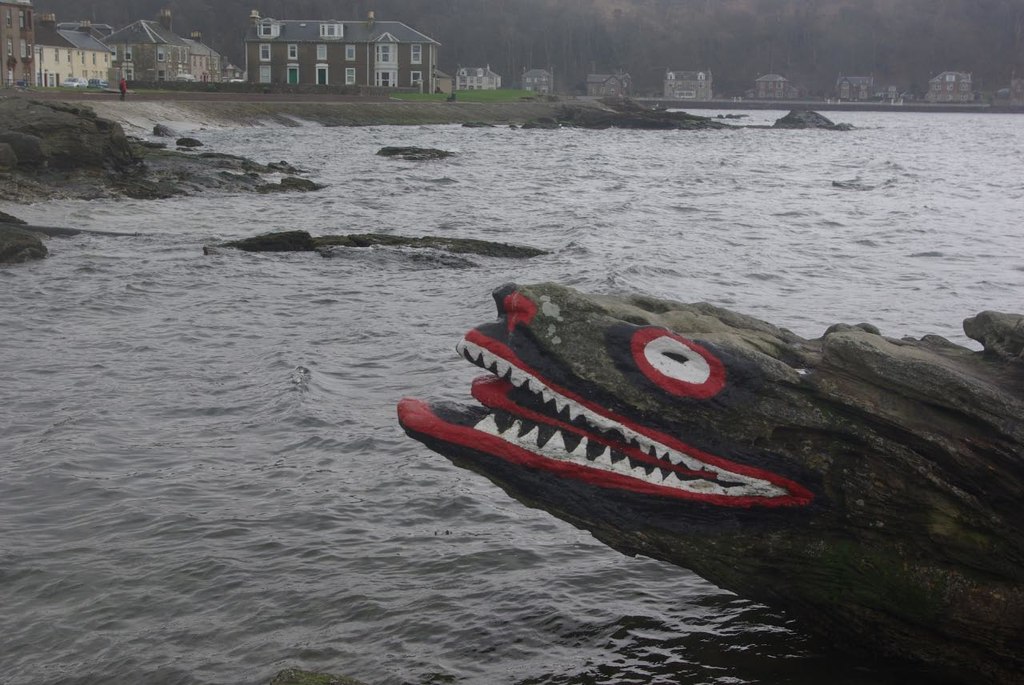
20,39,27,59
19,10,24,28
5,38,11,57
4,10,10,28
92,53,96,65
410,71,422,86
124,66,133,80
80,51,85,64
288,44,298,59
257,21,279,38
53,48,59,61
375,70,395,87
375,43,393,64
316,43,327,60
319,23,342,38
259,65,271,83
345,67,356,85
259,43,271,61
124,46,132,61
157,48,165,62
345,44,355,60
410,44,421,64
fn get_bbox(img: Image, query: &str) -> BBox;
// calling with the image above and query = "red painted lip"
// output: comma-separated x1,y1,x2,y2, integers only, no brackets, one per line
398,328,814,508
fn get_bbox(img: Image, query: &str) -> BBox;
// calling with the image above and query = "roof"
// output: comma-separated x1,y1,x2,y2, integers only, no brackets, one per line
667,70,710,80
836,75,873,85
587,73,630,83
105,20,189,47
523,68,551,77
930,71,971,82
459,66,500,77
756,73,788,82
245,18,438,44
182,37,220,58
57,28,110,52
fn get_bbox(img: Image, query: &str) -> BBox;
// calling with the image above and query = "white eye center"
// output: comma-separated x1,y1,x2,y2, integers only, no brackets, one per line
643,335,711,385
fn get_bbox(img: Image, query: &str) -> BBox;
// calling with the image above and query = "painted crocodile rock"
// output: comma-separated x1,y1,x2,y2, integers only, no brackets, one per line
398,282,1024,684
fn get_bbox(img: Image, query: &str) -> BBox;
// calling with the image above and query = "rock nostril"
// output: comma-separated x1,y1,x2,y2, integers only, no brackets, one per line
492,283,519,315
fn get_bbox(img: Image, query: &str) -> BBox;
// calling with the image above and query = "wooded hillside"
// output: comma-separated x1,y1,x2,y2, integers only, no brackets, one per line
35,0,1024,96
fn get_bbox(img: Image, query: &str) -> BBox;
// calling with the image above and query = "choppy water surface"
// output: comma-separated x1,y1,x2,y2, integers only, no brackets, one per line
2,110,1022,685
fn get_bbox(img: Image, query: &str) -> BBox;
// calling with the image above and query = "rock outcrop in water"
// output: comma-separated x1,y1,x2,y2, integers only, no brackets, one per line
269,669,366,685
773,110,853,130
399,283,1024,685
0,98,323,202
0,223,48,264
525,98,729,131
214,230,548,259
377,146,454,161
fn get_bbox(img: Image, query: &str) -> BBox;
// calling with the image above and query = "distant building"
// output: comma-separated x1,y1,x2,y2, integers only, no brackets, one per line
183,31,222,82
105,10,191,82
1,0,35,86
244,10,439,90
435,68,452,95
522,67,552,94
221,61,244,81
663,69,712,100
457,65,500,90
586,71,631,97
835,75,873,101
34,15,113,86
1012,78,1024,106
926,71,973,102
754,73,798,99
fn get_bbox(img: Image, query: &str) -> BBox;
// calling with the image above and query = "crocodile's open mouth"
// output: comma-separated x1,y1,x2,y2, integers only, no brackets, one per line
399,314,814,508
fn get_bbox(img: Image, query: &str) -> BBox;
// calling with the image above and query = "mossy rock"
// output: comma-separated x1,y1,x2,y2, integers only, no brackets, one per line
256,177,325,193
0,224,48,263
222,230,317,252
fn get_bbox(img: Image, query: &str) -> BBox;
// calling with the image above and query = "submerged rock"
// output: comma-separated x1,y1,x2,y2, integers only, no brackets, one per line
773,110,854,130
269,669,366,685
214,230,547,259
176,137,204,148
399,282,1024,685
376,146,454,161
255,177,325,194
0,224,48,263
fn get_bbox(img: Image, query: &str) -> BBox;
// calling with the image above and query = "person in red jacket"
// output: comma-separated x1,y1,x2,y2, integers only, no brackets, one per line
119,77,127,101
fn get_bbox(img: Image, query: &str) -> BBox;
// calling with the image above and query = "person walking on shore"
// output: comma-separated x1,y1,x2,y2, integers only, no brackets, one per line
119,78,127,101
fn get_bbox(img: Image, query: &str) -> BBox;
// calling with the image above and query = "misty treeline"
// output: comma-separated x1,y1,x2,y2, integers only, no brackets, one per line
42,0,1024,95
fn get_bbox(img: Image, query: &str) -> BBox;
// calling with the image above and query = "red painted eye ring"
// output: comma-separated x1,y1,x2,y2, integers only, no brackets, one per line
629,327,726,399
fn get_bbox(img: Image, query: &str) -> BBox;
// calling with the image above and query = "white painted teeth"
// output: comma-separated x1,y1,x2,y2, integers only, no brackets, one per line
461,337,787,499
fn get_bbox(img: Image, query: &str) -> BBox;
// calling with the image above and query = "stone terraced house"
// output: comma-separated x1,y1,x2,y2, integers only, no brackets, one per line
34,16,113,86
244,10,439,92
106,9,191,82
663,69,712,100
2,0,34,86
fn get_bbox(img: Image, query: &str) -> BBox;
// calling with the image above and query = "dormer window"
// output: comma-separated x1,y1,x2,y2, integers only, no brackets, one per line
319,22,343,38
258,20,280,38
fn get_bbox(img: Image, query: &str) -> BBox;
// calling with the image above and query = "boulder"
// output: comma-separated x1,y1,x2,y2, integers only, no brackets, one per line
0,99,137,170
221,230,318,252
176,137,204,148
0,224,48,263
0,210,26,225
255,177,325,193
773,110,854,130
152,124,177,137
964,311,1024,361
0,142,18,169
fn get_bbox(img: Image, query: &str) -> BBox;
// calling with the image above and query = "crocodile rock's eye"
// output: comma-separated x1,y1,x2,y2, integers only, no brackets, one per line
630,327,725,399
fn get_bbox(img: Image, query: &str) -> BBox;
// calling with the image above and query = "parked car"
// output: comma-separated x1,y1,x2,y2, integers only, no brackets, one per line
175,74,196,82
88,79,109,89
62,77,88,88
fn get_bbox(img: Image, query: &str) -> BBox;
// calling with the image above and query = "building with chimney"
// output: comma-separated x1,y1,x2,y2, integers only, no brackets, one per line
243,10,439,91
105,8,191,82
586,71,631,97
1,0,35,86
182,31,222,82
34,15,113,86
663,69,712,100
926,71,973,103
457,65,501,90
521,68,552,94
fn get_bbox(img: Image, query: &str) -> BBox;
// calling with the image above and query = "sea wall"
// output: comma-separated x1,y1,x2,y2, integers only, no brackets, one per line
86,100,571,133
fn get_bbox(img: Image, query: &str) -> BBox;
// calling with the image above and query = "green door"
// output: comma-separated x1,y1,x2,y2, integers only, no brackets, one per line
287,67,299,85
